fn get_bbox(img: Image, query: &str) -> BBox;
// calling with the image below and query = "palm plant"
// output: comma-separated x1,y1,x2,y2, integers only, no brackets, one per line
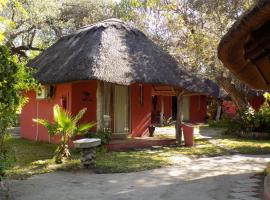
34,105,95,163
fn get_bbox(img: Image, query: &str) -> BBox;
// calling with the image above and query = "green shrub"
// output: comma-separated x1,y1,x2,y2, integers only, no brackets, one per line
0,135,15,180
0,45,35,179
90,128,111,146
208,118,233,128
225,93,270,137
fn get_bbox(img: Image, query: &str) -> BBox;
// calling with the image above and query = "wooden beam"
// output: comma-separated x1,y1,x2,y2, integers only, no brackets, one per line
245,21,270,50
160,96,164,126
251,57,269,86
152,85,177,96
245,39,270,60
183,92,206,96
152,90,176,96
96,81,104,131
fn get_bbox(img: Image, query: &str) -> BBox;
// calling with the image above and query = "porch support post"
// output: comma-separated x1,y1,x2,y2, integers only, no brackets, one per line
175,90,184,144
96,81,104,131
160,96,164,126
215,99,222,121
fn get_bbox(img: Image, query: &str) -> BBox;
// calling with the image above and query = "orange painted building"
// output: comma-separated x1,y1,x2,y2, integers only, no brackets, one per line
21,19,213,144
21,81,155,141
151,95,207,124
189,95,207,123
21,82,208,142
223,96,265,116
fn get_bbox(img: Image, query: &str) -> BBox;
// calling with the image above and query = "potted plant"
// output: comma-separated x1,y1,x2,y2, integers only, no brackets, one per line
148,124,155,137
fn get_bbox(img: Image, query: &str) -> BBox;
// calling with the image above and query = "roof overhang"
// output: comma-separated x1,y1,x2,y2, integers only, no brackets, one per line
152,85,206,96
218,0,270,90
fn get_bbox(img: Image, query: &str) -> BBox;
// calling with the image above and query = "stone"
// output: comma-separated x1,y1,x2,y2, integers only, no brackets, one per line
73,138,101,168
81,147,97,167
73,138,101,148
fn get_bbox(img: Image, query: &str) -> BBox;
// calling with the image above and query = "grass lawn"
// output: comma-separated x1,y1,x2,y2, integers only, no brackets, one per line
5,132,270,179
4,138,81,179
94,138,227,173
216,135,270,154
4,137,226,178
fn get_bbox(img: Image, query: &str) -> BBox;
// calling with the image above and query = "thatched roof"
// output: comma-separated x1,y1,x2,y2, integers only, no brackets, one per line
29,18,212,94
204,79,228,99
218,0,270,90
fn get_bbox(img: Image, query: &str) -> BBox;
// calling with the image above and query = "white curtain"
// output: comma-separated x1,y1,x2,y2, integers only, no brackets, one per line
114,85,129,134
182,96,190,121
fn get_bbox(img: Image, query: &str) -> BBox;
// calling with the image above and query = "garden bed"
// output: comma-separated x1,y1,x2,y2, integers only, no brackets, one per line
237,131,270,140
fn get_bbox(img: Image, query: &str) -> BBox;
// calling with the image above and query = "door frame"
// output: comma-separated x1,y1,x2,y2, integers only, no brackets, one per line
111,84,131,136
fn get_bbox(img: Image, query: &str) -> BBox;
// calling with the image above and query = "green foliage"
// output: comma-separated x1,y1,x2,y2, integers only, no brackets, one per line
223,93,270,136
34,105,95,163
2,0,134,58
0,45,34,133
0,45,35,178
0,135,15,179
91,128,111,147
208,118,233,129
0,0,26,44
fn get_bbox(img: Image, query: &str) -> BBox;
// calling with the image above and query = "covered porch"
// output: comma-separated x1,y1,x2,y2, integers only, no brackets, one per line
107,125,208,151
108,126,176,151
96,83,208,149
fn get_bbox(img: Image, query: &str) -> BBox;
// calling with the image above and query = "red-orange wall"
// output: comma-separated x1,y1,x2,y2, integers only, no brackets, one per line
250,96,264,111
130,84,152,137
223,96,264,116
20,83,72,142
21,81,154,141
189,95,207,123
71,81,97,126
223,101,237,115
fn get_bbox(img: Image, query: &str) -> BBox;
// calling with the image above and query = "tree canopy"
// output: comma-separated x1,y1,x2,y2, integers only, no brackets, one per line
0,0,258,110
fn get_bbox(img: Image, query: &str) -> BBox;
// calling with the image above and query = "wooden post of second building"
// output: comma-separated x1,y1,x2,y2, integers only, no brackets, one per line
175,90,183,144
96,81,104,131
160,96,164,126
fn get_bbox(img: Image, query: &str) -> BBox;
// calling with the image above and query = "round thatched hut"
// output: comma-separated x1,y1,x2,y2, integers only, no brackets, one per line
22,19,212,145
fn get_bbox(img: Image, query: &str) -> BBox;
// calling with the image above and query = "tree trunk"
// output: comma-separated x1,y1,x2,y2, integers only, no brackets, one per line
216,76,249,112
55,136,70,164
215,99,222,120
175,90,183,144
